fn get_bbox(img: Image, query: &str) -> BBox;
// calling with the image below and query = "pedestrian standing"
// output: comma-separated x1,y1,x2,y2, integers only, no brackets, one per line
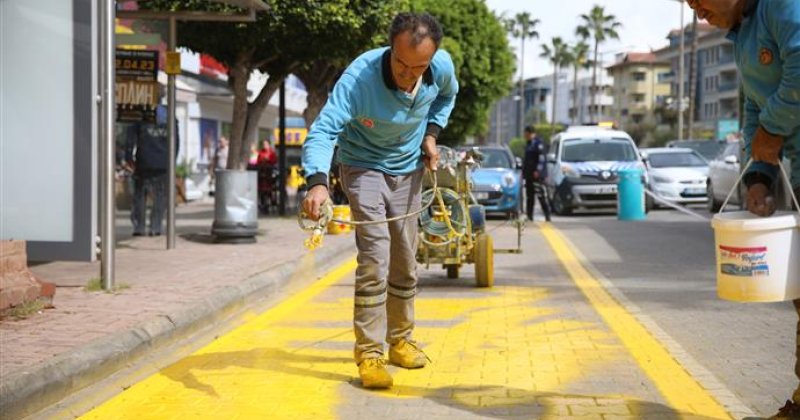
523,126,551,222
302,12,458,389
686,0,800,418
126,105,179,236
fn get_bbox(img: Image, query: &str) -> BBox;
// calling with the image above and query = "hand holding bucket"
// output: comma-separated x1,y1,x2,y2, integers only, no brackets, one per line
711,159,800,302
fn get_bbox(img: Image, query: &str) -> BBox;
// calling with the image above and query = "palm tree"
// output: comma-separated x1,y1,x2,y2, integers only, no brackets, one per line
576,5,622,123
687,11,699,139
507,12,540,137
564,41,591,124
540,37,570,128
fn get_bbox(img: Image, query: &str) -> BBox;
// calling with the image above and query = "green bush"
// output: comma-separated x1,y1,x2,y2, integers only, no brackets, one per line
532,123,564,143
176,159,193,178
508,137,526,158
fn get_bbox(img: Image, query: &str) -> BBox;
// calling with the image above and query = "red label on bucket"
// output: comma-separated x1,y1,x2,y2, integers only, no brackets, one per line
719,245,769,277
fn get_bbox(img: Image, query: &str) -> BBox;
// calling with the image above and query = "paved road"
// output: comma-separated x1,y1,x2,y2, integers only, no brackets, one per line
55,206,800,419
551,207,797,417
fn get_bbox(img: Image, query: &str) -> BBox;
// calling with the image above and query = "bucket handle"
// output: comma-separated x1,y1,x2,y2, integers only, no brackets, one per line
718,158,800,215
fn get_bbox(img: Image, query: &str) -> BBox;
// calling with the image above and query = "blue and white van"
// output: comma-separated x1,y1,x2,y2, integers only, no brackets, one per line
545,127,647,215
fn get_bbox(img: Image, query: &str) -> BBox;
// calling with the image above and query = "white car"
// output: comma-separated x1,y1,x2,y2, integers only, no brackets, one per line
545,127,647,215
706,140,792,212
643,147,709,207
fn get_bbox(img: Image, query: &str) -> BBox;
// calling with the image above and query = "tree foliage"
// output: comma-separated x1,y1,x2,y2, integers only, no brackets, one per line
505,12,540,141
410,0,515,145
564,41,590,124
576,5,621,123
140,0,404,168
540,37,570,127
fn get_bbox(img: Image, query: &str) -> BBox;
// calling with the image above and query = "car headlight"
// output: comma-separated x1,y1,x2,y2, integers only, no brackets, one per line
561,164,580,178
652,175,674,183
501,173,515,188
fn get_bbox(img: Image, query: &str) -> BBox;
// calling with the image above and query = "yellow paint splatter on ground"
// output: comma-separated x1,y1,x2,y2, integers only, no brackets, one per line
79,225,731,419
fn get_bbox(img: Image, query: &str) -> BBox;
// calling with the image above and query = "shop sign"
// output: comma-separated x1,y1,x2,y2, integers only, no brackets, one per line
115,49,159,122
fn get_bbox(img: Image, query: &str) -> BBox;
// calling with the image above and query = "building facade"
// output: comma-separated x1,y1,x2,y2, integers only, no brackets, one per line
565,67,615,125
487,77,550,144
654,23,741,139
606,53,671,130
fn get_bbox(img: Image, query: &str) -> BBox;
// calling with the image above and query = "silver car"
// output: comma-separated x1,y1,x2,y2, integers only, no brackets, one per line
706,140,792,212
643,147,709,207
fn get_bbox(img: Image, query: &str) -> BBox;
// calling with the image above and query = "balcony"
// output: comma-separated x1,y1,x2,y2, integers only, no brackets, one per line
719,54,734,65
719,82,738,92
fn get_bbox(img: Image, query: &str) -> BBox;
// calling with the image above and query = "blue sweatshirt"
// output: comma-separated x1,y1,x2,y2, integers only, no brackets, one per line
728,0,800,186
302,47,458,187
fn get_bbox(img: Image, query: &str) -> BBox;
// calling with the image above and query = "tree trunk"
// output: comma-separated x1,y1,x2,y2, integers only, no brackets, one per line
591,41,598,123
687,12,698,139
239,73,286,166
226,53,252,171
551,66,558,127
296,61,342,128
519,37,526,139
572,65,579,125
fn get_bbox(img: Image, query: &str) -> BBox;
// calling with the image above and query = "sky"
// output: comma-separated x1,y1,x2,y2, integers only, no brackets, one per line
484,0,695,79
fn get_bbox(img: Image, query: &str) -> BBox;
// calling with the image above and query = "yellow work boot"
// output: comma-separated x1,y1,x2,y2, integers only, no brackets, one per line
389,339,429,369
357,358,393,389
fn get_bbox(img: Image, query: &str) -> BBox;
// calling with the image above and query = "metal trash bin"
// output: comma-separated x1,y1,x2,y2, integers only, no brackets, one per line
212,169,258,242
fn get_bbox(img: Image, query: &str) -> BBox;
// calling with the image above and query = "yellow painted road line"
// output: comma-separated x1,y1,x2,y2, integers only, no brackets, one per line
78,256,357,420
540,223,731,419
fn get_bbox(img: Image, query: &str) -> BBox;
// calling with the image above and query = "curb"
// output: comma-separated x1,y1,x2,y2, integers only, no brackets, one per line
0,243,355,420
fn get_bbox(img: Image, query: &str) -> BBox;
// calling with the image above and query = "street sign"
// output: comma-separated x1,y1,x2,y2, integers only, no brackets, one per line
165,51,181,75
717,119,740,140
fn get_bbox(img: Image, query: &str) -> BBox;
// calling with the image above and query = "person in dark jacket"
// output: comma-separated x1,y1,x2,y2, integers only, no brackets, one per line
522,126,550,222
126,105,179,236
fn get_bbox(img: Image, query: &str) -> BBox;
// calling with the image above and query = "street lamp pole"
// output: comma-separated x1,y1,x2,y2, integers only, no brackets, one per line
677,0,686,141
100,0,116,290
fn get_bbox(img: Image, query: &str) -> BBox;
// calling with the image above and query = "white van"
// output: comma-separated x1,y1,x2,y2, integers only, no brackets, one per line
545,127,647,215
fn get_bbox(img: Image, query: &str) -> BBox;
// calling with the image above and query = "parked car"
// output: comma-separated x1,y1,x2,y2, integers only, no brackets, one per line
706,140,792,212
545,127,648,215
642,147,709,207
666,139,726,161
463,146,522,218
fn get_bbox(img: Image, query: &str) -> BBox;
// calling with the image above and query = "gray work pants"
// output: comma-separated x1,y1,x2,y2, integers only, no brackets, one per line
340,165,423,364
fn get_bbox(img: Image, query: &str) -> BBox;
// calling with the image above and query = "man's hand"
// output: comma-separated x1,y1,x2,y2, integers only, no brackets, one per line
422,135,439,171
746,183,776,217
302,184,329,221
752,126,784,164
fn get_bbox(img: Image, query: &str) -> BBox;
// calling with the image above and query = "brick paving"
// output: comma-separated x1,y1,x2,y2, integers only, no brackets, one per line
0,199,354,378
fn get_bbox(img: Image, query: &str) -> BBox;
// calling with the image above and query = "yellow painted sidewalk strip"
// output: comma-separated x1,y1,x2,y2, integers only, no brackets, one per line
540,223,731,419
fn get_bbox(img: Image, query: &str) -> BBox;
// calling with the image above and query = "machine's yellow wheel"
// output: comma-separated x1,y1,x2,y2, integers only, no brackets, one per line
474,233,494,287
446,264,459,279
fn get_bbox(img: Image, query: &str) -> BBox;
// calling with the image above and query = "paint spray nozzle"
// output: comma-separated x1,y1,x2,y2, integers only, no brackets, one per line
298,200,333,251
304,227,325,250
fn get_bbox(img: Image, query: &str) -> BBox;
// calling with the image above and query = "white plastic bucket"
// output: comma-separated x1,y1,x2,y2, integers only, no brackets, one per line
712,211,800,302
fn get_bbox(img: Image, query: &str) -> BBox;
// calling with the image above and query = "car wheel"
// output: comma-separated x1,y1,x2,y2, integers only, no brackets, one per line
645,189,655,213
707,182,721,213
551,192,572,216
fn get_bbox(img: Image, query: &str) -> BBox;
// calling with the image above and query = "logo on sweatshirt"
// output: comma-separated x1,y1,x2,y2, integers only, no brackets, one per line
759,47,774,66
360,118,374,129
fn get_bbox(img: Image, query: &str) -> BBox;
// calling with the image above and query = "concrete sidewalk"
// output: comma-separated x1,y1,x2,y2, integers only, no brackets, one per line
0,199,356,419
